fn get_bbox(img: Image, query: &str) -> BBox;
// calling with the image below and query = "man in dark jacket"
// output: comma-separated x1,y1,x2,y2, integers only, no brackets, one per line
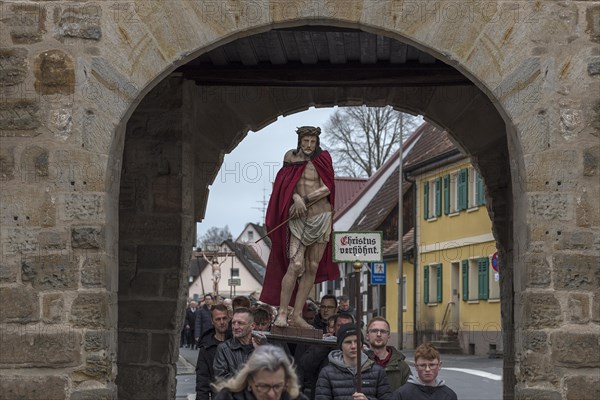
213,307,258,379
312,295,338,332
195,294,214,344
186,301,199,349
195,304,231,399
392,343,457,400
315,323,391,400
365,317,411,391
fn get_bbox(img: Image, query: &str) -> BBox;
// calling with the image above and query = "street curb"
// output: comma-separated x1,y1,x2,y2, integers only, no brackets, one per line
177,355,196,375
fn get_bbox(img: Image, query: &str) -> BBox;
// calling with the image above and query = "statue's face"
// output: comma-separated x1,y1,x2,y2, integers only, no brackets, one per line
300,135,318,157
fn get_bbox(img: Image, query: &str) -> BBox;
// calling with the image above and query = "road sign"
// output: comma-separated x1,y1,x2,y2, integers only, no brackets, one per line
371,262,386,285
491,252,499,272
228,278,241,286
332,231,383,262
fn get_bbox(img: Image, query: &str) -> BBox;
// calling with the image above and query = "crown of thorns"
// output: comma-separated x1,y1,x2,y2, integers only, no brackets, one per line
296,126,321,136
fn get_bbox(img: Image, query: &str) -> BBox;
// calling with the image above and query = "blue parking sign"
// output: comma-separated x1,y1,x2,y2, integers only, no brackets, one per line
371,262,386,285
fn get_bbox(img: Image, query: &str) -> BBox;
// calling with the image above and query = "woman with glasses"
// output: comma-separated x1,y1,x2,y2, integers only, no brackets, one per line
213,345,308,400
391,343,457,400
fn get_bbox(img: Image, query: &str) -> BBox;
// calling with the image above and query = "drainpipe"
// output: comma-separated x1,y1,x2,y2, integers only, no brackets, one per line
405,173,418,349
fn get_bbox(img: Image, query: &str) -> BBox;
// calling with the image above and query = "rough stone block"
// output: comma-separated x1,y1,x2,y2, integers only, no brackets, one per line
80,255,106,288
587,5,600,43
528,193,572,221
152,175,182,213
61,193,104,221
119,215,182,244
55,4,102,40
70,388,116,400
555,230,597,251
20,145,49,181
521,330,548,352
565,374,600,400
0,144,15,180
38,230,67,250
125,271,161,297
137,245,181,270
589,61,600,76
568,293,590,324
516,388,562,400
524,150,579,191
0,375,67,399
521,292,562,329
0,260,19,283
516,388,561,400
0,100,41,135
524,253,551,287
71,225,104,249
117,331,148,364
21,254,76,290
593,291,600,322
116,365,171,400
118,300,178,330
84,330,109,352
6,4,47,44
151,333,175,364
162,271,180,298
553,254,599,291
576,189,600,227
73,354,111,380
0,285,39,323
583,145,599,176
33,50,75,95
70,292,109,328
42,293,64,323
0,330,81,366
518,351,558,385
0,48,28,86
551,330,600,367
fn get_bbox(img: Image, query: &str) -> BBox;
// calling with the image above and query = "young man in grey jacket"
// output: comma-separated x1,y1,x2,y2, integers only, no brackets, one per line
392,343,457,400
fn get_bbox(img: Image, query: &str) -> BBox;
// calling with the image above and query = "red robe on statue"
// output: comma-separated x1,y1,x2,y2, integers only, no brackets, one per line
259,150,340,307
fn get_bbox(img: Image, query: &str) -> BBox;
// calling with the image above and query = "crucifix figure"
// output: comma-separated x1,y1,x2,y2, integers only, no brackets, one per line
202,252,226,296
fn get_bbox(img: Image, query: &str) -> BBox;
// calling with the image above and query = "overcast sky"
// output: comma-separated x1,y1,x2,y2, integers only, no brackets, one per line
196,106,338,242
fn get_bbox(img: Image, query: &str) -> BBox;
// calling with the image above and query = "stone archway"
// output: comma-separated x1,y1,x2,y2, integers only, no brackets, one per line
1,2,597,400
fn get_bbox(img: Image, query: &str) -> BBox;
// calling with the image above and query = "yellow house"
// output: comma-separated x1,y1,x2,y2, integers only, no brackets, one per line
405,124,502,356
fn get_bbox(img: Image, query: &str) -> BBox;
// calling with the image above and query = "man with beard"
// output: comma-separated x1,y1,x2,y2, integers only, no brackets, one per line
195,304,231,399
365,317,411,391
260,126,339,329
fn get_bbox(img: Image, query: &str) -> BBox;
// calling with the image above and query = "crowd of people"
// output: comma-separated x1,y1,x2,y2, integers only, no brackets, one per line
182,294,457,400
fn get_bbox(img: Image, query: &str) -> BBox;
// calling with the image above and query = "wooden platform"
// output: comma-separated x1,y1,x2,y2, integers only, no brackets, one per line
271,325,323,339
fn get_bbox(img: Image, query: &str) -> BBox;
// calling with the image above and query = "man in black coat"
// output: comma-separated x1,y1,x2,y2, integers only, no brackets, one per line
195,304,231,400
213,307,258,379
195,294,214,344
185,301,199,349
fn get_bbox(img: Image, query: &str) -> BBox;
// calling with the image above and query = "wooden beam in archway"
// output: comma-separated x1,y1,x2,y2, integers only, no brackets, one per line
180,63,473,87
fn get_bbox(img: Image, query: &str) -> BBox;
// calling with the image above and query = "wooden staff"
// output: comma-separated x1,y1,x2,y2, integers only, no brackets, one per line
353,260,363,393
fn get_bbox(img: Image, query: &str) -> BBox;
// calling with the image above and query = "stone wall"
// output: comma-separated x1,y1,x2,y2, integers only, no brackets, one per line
0,1,598,399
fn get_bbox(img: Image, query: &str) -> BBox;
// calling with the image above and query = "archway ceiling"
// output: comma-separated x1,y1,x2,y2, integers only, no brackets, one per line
177,26,472,87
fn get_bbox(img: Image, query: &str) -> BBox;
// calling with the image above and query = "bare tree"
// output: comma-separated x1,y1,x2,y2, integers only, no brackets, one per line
198,226,232,250
323,106,421,177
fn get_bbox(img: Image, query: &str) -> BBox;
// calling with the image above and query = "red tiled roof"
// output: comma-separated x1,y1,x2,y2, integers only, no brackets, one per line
403,123,459,171
334,177,368,215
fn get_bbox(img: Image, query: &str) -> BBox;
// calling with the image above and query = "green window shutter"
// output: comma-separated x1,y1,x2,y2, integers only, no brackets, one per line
423,181,429,220
424,266,429,304
443,175,450,215
458,169,468,210
478,258,489,300
477,173,486,206
435,177,442,217
436,263,443,303
462,260,469,301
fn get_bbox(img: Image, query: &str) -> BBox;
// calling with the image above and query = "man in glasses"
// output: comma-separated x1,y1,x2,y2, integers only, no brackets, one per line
366,317,411,391
392,342,457,400
313,294,338,333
